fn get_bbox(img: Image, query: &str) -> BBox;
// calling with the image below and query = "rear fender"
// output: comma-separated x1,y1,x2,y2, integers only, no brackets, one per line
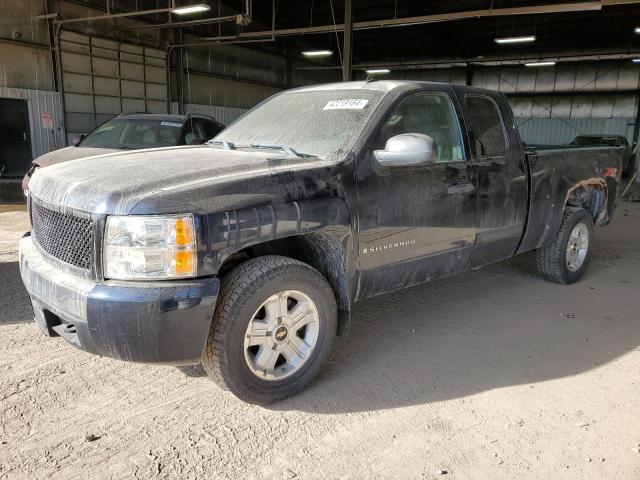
565,178,609,225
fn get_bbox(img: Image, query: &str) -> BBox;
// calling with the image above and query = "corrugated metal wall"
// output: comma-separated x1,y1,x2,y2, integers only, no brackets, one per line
403,62,639,145
0,86,64,159
180,73,279,110
170,102,247,126
185,44,286,91
471,62,640,94
473,62,639,144
515,117,634,145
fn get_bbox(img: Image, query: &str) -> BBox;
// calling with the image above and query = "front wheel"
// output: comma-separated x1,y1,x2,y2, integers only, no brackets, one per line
202,255,337,404
534,207,594,284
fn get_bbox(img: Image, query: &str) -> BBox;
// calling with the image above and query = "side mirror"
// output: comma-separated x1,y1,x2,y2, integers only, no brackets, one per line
73,134,85,146
373,133,437,167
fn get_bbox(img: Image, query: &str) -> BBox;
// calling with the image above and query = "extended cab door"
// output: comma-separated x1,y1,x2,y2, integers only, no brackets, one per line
355,88,477,299
455,91,528,267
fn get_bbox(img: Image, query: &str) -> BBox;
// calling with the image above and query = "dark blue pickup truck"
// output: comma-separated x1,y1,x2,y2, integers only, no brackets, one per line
19,81,621,404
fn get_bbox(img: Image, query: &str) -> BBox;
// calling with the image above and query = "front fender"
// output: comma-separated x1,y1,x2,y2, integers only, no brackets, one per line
199,197,352,275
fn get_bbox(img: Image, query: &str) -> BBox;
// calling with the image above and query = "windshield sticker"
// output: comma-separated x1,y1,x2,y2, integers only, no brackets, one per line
160,121,183,128
323,99,369,110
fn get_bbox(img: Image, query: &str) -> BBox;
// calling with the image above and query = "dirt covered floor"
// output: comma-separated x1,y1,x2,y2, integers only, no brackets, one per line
1,202,639,479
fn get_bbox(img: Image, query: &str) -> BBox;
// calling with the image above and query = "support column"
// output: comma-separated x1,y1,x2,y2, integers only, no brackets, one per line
285,45,293,88
342,0,353,82
176,48,185,114
172,29,185,114
632,91,640,149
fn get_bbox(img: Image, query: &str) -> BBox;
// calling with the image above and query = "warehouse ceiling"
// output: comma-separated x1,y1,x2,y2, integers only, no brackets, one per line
64,1,640,68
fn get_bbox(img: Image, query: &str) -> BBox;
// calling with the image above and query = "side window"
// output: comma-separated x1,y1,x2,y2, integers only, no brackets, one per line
184,120,207,145
464,95,507,158
379,92,465,162
203,120,224,139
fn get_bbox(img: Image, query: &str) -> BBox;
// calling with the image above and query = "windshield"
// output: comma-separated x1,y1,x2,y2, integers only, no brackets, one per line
214,89,384,159
80,118,184,149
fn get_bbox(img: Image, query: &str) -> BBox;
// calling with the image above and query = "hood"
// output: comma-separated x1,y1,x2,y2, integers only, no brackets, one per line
28,145,331,215
33,146,122,168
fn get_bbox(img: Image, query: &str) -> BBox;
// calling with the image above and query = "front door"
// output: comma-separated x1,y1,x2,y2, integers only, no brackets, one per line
355,89,477,299
0,98,32,177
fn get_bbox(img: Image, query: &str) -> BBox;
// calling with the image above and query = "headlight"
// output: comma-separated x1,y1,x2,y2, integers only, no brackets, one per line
104,214,196,280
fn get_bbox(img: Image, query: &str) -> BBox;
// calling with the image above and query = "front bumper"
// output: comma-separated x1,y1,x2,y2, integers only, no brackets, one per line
19,236,219,365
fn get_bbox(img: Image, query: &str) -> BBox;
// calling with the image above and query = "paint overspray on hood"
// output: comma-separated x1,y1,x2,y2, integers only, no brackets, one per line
28,145,332,215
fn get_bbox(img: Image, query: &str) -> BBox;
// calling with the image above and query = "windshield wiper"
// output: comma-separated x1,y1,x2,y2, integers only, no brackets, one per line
208,141,314,158
207,140,236,150
248,143,313,158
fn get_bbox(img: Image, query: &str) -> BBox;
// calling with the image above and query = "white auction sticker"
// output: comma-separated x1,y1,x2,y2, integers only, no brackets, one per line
323,99,369,110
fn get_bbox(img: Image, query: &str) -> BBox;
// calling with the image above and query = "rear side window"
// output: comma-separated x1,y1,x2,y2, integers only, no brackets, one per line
464,95,507,158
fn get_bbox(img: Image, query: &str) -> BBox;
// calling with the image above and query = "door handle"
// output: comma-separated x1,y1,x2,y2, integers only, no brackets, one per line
447,182,475,195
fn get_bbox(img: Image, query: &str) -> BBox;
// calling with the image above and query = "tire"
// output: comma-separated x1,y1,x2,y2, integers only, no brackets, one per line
202,255,337,404
534,207,594,284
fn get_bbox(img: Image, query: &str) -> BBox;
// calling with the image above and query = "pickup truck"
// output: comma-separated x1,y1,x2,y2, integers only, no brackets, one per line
19,81,621,404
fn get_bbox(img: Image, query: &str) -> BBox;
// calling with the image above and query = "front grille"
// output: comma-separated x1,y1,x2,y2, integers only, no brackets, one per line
31,201,94,270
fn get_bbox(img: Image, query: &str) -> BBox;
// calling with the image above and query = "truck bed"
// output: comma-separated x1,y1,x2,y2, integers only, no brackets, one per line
516,145,622,254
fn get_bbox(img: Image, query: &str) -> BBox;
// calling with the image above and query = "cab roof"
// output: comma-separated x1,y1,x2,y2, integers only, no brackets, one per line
291,80,497,96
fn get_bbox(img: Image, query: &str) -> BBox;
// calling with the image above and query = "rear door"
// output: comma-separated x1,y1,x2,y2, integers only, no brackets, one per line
457,91,528,267
355,88,477,299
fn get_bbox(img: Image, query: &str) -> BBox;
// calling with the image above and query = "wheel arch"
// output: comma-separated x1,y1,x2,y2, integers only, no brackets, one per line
203,198,355,336
565,179,608,225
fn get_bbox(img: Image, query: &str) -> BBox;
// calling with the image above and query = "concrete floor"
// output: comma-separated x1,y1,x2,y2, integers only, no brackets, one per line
1,204,639,479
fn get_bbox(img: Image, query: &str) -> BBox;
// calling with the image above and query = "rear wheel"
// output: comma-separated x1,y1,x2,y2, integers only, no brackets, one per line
202,255,337,404
534,207,594,284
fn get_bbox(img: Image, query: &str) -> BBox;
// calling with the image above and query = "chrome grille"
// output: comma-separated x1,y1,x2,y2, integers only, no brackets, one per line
31,201,93,270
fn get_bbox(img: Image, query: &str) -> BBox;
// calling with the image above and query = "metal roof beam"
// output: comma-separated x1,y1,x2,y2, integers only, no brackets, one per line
234,1,607,40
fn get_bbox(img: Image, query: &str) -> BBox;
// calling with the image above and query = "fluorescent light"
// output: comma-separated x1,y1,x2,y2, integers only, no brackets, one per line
495,35,536,44
366,68,391,74
632,58,640,63
635,27,640,34
34,13,58,20
171,3,211,15
525,61,556,67
301,50,333,57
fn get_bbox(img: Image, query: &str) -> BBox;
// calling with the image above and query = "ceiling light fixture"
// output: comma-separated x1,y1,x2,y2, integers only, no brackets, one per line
632,58,640,63
525,61,556,67
495,35,536,44
365,68,391,74
34,13,58,20
301,50,334,57
171,4,211,15
635,27,640,34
